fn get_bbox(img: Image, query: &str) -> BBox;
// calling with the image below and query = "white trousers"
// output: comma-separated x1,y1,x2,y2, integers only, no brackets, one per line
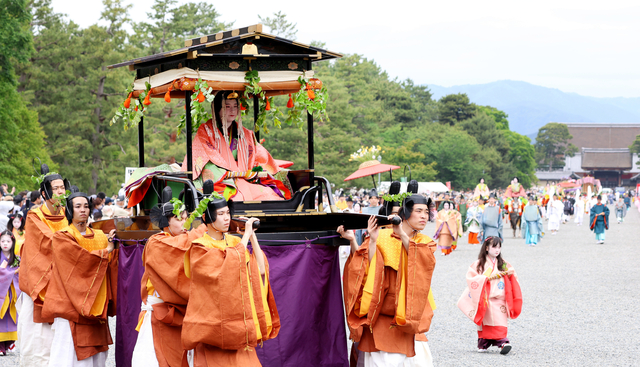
49,318,107,367
17,294,54,367
131,296,162,367
131,295,193,367
364,341,433,367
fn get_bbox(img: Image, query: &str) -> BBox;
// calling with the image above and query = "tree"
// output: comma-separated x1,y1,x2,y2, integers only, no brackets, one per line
504,130,537,187
258,11,297,39
0,0,54,189
535,122,578,170
477,105,509,130
437,93,476,125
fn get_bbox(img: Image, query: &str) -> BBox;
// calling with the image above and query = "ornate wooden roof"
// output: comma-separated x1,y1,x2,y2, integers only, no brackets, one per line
108,24,342,78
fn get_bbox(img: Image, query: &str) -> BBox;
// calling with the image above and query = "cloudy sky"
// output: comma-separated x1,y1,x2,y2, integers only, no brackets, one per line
51,0,640,98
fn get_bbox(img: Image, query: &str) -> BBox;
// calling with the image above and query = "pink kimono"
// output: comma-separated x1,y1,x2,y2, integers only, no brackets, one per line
457,258,522,348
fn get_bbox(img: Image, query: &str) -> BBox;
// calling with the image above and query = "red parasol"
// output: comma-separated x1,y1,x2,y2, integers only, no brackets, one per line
344,160,400,188
274,159,294,169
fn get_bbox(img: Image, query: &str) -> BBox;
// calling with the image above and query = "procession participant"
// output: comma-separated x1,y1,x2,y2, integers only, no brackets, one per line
181,180,279,367
434,201,463,256
338,194,437,366
458,196,468,232
504,177,526,198
473,178,490,199
457,237,522,354
522,196,543,246
480,194,503,241
185,91,290,201
7,212,25,256
41,187,118,365
18,165,69,367
614,197,627,224
508,197,525,238
590,195,609,244
574,193,586,226
131,187,206,367
0,230,20,355
546,194,563,235
465,200,483,245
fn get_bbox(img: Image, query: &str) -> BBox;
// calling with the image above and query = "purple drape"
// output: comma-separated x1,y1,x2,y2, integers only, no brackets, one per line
116,243,145,367
115,242,348,367
256,244,349,367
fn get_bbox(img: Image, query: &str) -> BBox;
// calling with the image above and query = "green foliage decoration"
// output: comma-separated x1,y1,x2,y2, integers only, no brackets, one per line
183,191,223,229
110,83,147,130
381,192,411,204
177,78,214,135
169,197,186,217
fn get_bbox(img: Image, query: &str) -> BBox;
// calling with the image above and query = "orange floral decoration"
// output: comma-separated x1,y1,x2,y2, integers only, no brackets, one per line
287,94,294,108
197,91,205,103
143,91,152,106
307,89,315,100
265,97,271,111
123,93,132,108
164,86,173,103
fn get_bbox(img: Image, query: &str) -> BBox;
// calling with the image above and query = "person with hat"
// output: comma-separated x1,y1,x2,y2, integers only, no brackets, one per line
131,187,206,367
41,186,118,365
185,91,290,201
181,180,279,366
480,194,503,241
17,165,70,367
590,195,609,244
338,194,437,366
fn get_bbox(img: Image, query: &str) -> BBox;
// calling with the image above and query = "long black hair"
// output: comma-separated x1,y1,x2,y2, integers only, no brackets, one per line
0,230,18,268
7,212,26,232
477,236,506,274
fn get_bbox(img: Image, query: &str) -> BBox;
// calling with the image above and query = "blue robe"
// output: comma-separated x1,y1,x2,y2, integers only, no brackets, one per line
589,203,609,234
480,205,503,241
522,205,543,244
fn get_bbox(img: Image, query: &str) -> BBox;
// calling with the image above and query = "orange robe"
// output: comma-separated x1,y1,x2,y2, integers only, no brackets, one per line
19,205,68,323
343,229,437,357
182,233,280,367
434,210,463,255
138,225,206,367
41,225,118,360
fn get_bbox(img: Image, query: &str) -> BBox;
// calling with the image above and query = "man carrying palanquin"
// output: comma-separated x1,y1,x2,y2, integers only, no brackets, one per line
185,91,290,201
338,194,437,366
181,180,279,366
131,187,206,367
17,165,69,367
42,188,118,366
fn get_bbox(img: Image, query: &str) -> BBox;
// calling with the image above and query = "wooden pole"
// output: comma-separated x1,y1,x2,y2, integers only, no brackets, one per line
138,117,145,167
185,91,193,180
254,94,260,142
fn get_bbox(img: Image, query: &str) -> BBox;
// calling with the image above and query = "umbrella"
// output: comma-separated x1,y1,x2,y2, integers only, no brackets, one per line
344,160,400,189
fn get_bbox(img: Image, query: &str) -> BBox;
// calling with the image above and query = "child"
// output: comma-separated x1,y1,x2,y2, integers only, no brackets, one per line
0,230,20,355
465,200,483,245
457,237,522,355
6,213,25,256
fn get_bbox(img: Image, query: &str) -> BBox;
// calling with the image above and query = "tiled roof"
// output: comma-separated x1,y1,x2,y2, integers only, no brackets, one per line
561,123,640,149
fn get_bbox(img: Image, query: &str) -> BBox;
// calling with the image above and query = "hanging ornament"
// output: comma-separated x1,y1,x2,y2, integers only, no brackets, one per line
164,86,173,103
287,94,294,108
197,91,205,103
307,89,315,100
265,97,271,111
143,91,152,106
240,103,247,111
123,93,132,108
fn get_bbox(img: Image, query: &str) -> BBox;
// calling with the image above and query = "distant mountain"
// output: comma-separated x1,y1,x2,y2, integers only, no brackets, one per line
428,80,640,136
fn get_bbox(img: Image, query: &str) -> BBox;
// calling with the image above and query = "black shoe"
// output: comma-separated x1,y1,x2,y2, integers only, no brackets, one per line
500,344,512,355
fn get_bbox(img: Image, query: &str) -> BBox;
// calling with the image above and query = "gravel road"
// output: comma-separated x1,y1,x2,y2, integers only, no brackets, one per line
2,204,638,366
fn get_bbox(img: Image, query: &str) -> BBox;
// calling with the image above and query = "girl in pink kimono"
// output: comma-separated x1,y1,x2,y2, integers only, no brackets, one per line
457,237,522,354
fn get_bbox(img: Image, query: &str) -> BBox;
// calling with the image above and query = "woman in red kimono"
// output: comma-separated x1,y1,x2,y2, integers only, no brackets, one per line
457,236,522,354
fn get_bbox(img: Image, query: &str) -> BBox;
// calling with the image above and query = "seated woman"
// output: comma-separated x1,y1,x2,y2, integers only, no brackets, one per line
186,91,291,201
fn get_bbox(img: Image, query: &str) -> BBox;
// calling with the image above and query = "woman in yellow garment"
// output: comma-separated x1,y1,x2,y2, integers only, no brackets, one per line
6,213,25,256
42,188,117,365
182,180,279,367
0,230,20,355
